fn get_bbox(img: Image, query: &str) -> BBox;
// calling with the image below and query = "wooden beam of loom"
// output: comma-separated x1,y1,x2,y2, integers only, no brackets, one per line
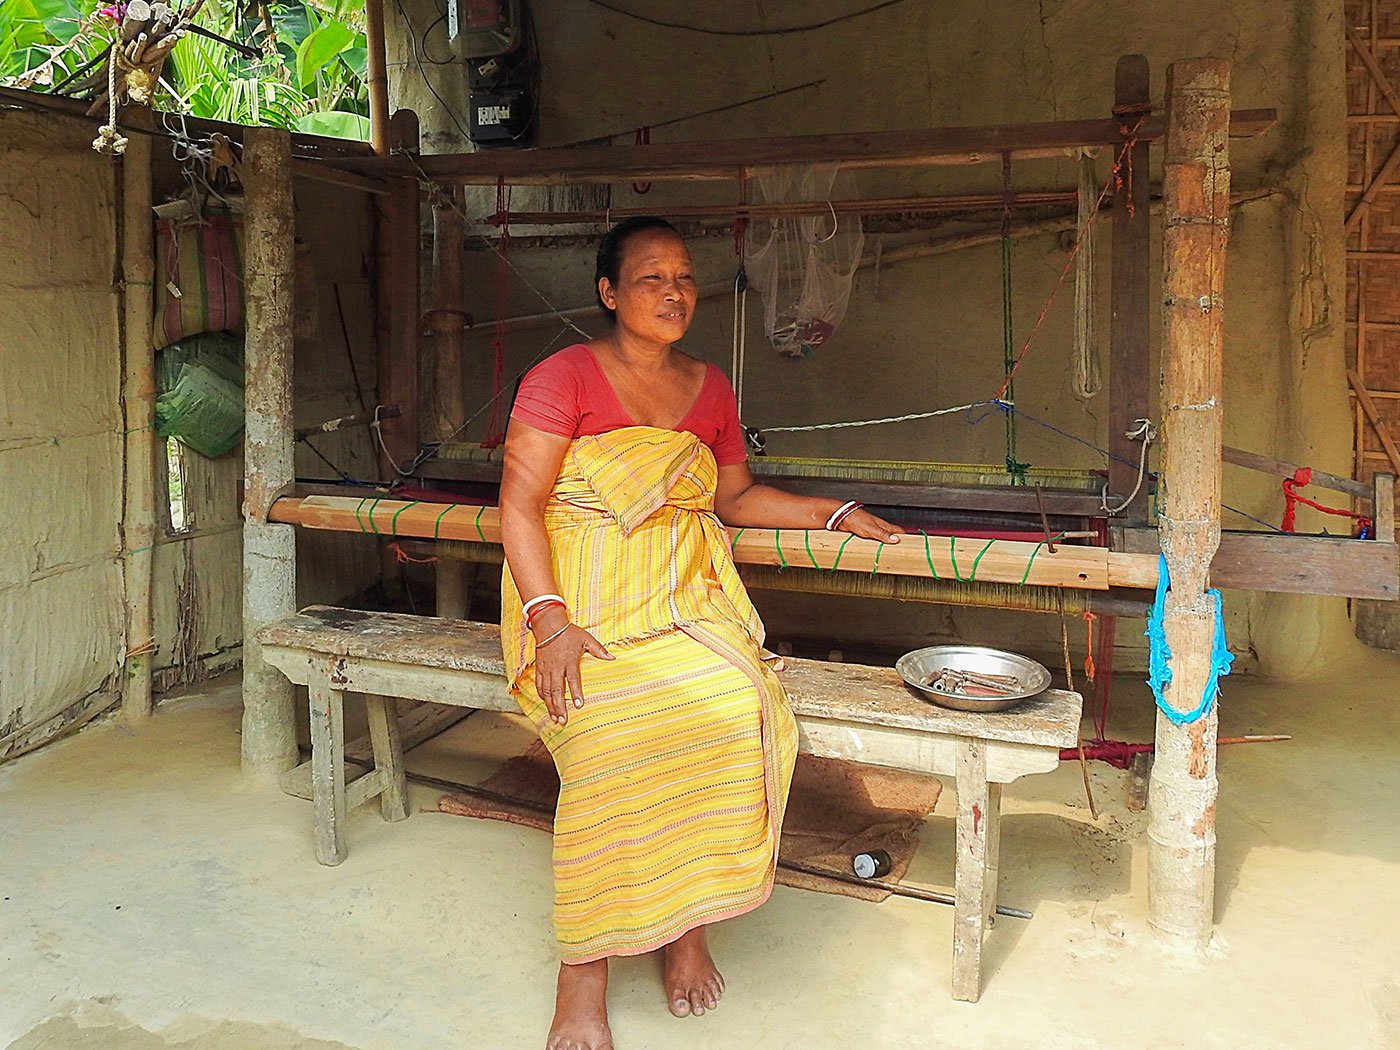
269,495,1150,590
319,110,1278,185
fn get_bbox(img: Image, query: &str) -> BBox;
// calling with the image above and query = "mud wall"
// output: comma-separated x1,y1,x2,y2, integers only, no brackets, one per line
0,111,126,755
390,1,1356,675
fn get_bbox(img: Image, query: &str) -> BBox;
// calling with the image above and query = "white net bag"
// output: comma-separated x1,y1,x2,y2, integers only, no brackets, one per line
743,164,865,358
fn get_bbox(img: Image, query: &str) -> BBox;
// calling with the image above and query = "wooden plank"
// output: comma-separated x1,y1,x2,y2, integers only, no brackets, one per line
269,495,1126,590
279,700,473,800
1109,54,1153,525
796,718,1061,783
345,767,387,811
951,738,990,1003
290,157,388,196
984,783,1002,929
1349,369,1400,474
321,110,1278,186
365,695,409,821
1223,445,1372,499
309,677,347,866
259,606,1086,747
1115,527,1399,599
1376,473,1396,541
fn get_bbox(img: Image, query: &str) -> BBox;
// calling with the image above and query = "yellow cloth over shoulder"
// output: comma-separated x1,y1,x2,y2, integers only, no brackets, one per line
502,427,798,963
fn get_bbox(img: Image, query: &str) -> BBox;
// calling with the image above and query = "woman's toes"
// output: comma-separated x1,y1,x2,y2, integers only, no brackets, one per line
669,995,692,1018
689,990,707,1016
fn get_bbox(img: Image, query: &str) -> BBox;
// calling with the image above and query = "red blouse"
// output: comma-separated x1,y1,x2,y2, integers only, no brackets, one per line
510,344,747,466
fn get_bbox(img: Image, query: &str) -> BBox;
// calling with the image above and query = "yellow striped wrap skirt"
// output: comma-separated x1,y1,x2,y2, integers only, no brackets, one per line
502,427,798,963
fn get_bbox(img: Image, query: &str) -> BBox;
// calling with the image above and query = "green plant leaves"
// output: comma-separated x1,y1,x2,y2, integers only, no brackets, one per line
294,18,353,88
296,109,367,139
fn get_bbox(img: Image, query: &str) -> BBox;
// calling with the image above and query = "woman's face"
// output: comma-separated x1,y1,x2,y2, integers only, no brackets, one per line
599,229,697,345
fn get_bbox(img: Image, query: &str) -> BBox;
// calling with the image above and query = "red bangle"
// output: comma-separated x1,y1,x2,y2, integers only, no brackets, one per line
526,600,565,628
829,503,862,532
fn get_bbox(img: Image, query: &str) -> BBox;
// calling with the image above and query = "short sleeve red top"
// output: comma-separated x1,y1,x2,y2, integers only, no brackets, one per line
510,344,747,466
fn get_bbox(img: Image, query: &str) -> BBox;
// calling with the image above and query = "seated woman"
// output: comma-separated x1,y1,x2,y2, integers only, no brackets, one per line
499,216,901,1050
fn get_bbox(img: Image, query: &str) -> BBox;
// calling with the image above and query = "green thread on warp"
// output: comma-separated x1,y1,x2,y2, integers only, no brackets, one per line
1017,532,1066,585
390,500,421,537
968,538,996,580
871,541,883,577
475,505,487,542
365,498,382,535
918,529,940,579
433,505,453,540
354,498,369,533
949,535,963,581
732,527,746,553
774,529,788,570
803,530,821,569
830,534,855,572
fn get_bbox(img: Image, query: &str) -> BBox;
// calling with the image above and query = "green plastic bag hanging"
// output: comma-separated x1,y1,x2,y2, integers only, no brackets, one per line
154,333,245,458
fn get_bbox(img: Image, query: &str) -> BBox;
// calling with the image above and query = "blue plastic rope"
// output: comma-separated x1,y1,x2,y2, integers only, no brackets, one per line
1145,553,1235,725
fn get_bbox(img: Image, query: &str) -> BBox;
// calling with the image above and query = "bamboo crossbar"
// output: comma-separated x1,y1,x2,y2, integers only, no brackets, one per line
269,495,1160,591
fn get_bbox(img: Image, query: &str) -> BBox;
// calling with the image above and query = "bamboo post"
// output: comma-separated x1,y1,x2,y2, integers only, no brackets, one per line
241,128,299,775
431,186,471,618
1147,59,1231,948
119,109,156,719
364,0,390,155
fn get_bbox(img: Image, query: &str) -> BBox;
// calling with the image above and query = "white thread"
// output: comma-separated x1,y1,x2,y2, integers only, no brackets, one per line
1101,418,1156,514
814,200,839,243
761,399,1008,433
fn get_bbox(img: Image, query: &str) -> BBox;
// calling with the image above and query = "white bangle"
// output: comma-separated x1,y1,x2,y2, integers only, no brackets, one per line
534,623,571,649
522,593,566,618
825,501,860,531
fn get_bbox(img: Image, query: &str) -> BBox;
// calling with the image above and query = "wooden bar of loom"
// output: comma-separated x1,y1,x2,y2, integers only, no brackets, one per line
269,494,1151,591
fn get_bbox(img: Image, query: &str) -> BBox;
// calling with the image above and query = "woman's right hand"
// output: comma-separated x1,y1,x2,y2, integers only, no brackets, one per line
532,609,613,725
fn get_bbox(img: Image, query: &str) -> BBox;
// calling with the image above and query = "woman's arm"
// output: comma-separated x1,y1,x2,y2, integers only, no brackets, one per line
713,461,902,543
499,418,612,726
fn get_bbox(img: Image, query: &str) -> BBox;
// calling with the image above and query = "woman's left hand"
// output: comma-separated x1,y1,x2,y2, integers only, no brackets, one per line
839,507,903,544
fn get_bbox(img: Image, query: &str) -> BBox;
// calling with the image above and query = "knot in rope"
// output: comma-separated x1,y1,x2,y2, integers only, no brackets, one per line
92,41,128,156
1281,466,1372,537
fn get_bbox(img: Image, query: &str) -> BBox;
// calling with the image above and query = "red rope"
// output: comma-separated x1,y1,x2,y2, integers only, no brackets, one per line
995,115,1146,400
1281,466,1372,536
387,541,438,565
484,176,512,448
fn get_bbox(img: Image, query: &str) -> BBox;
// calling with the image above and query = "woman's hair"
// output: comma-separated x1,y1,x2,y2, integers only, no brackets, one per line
594,216,680,322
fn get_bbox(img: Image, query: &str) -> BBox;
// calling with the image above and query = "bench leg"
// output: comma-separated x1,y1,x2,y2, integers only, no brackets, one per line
310,678,347,866
365,694,409,822
984,783,1002,929
952,738,991,1002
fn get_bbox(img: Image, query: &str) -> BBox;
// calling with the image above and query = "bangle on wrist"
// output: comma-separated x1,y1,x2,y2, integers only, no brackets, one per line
534,623,571,649
826,500,862,532
522,593,566,619
526,600,566,628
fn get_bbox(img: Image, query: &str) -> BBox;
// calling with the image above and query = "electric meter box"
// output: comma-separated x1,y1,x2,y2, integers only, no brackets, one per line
448,0,522,59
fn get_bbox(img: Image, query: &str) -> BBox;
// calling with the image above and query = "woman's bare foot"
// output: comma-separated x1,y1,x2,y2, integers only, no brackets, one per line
548,959,613,1050
662,927,725,1017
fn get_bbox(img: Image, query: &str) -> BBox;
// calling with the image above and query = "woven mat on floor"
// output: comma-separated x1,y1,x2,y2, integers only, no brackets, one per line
436,740,942,902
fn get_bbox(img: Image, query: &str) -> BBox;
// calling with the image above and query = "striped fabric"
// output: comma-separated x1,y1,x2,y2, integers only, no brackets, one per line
503,426,798,963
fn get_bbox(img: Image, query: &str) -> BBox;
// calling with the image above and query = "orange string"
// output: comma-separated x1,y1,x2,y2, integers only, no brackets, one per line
388,541,438,565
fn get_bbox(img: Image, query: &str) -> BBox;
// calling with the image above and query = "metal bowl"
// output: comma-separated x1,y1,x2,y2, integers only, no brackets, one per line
896,644,1051,713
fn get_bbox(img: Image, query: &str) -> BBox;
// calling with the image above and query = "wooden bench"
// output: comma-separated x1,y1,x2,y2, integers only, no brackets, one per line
257,605,1083,1003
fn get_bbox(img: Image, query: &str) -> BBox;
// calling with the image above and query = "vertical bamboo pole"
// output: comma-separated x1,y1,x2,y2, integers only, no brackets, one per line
1148,59,1231,947
364,0,390,156
120,110,156,719
1109,54,1152,525
431,186,471,618
241,128,299,775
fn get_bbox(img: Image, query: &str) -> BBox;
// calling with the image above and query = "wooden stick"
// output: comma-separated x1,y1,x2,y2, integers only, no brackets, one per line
364,0,390,155
1223,444,1371,499
267,494,1165,591
1349,369,1400,475
322,110,1278,186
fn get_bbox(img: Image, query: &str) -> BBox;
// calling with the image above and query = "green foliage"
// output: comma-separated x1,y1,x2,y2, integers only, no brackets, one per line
0,0,369,139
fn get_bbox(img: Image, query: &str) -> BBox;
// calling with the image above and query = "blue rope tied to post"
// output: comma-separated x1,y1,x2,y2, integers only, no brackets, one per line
1145,553,1235,725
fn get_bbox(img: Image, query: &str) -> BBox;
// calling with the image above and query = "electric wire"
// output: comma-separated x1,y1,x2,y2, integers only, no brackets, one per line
584,0,910,36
